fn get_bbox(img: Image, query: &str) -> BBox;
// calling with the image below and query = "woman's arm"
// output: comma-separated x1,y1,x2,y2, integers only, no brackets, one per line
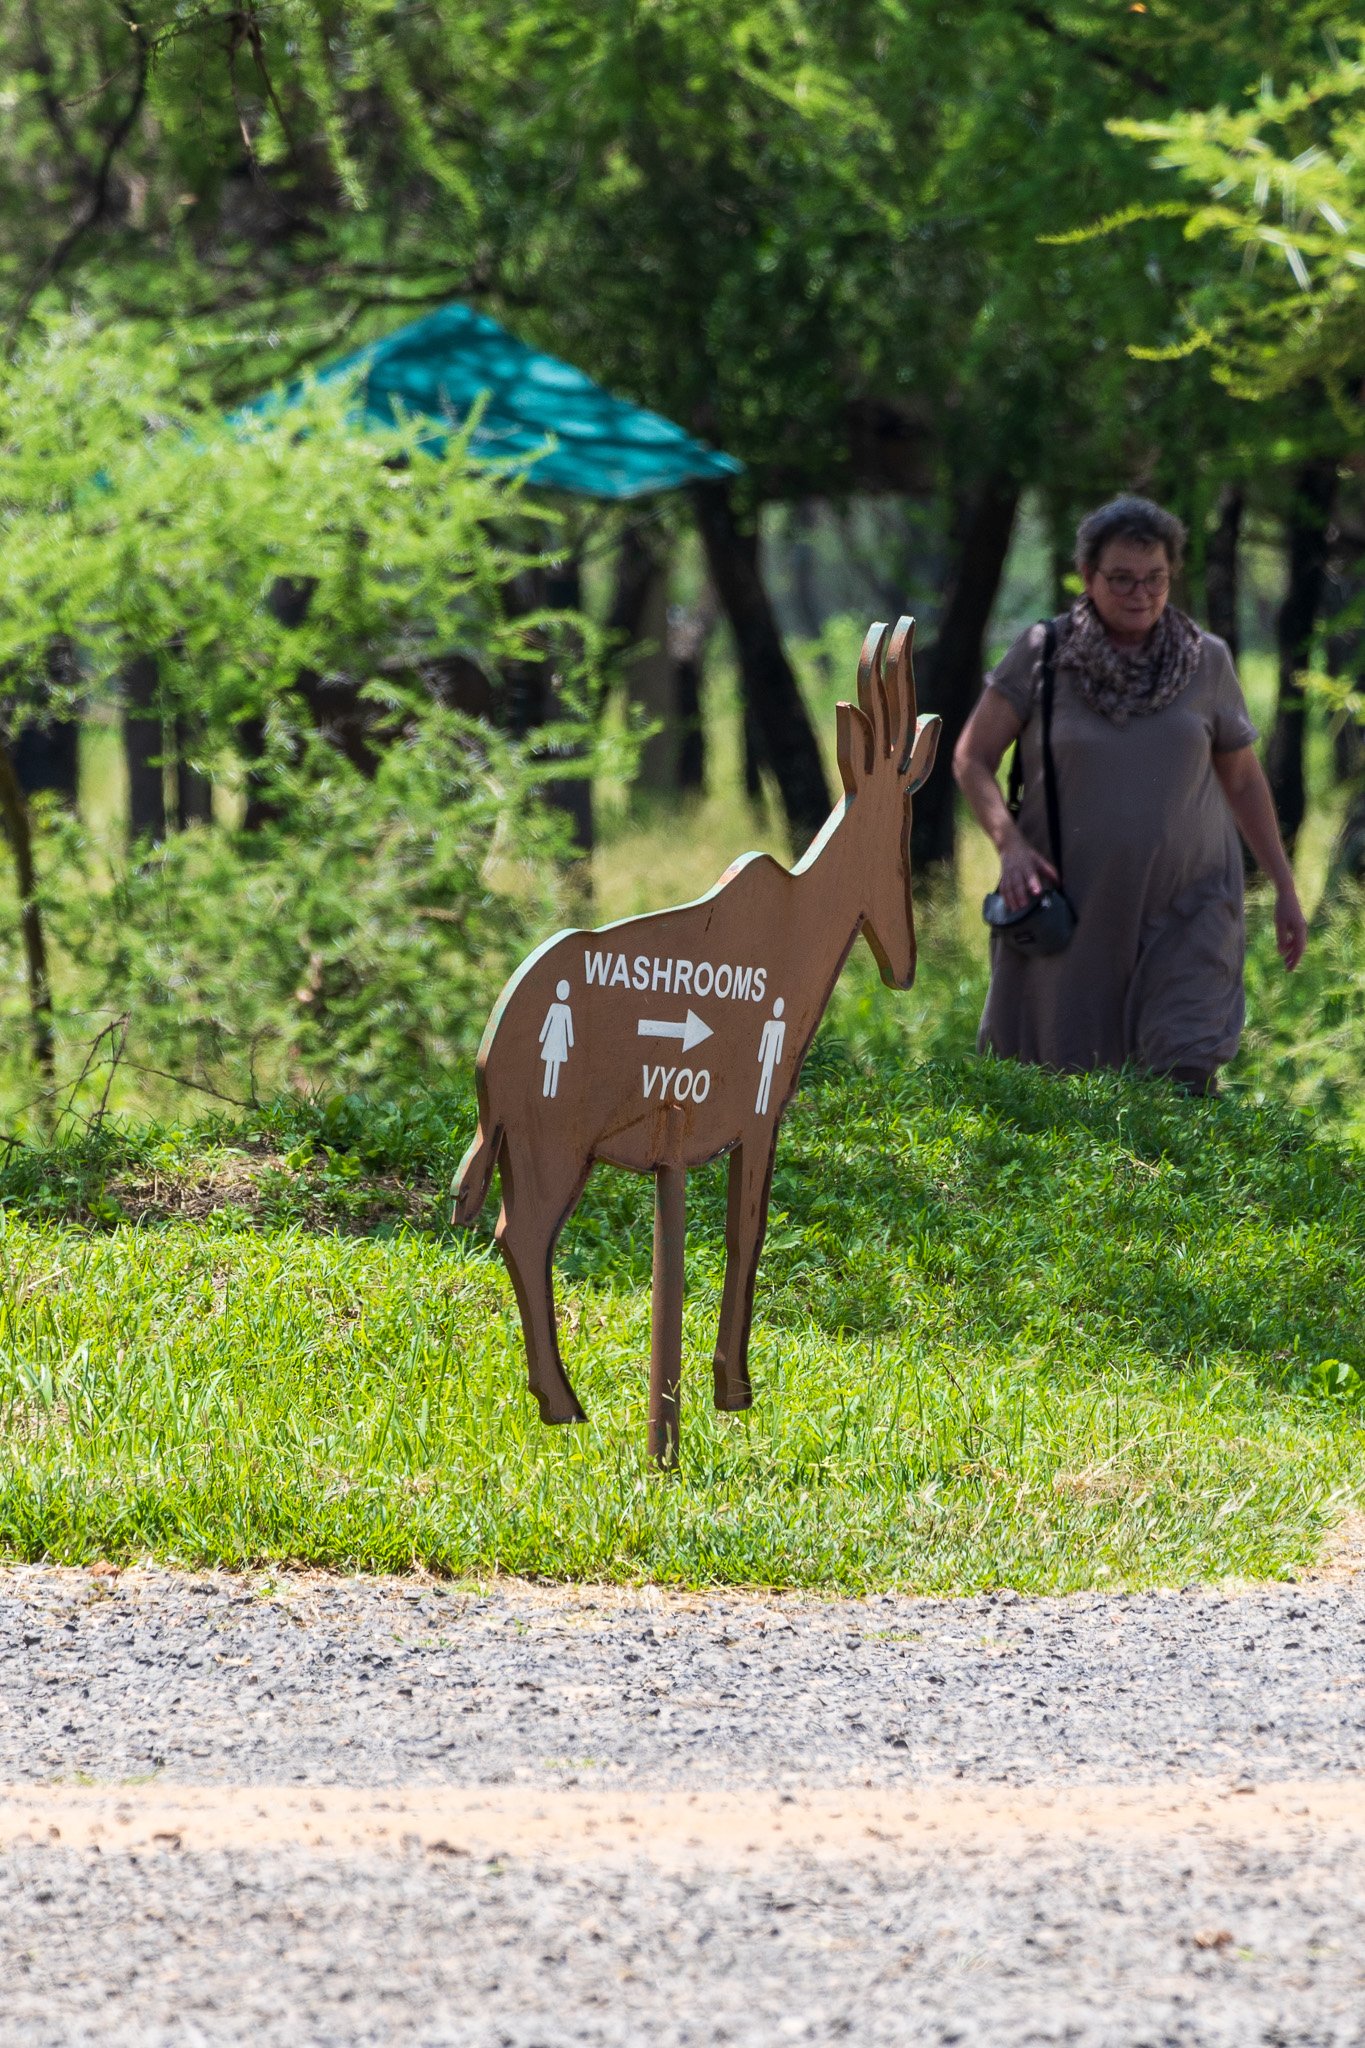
953,691,1059,912
1212,746,1308,970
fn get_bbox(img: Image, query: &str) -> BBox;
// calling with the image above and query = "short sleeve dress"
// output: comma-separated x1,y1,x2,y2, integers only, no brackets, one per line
976,615,1258,1077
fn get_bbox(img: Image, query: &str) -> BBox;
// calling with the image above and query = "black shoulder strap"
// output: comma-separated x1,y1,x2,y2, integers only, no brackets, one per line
1038,619,1063,882
1005,618,1063,883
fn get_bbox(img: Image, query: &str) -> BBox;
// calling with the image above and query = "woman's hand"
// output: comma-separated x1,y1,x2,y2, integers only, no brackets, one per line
954,690,1060,911
1275,885,1308,972
997,830,1059,914
1212,749,1308,972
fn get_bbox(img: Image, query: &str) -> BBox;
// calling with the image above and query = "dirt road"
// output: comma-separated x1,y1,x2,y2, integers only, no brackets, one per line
2,1559,1364,2044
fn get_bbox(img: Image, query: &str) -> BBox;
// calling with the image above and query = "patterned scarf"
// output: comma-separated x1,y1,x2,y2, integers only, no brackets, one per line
1060,596,1202,726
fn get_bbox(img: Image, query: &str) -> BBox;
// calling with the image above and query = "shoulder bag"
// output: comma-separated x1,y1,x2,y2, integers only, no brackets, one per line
981,619,1077,957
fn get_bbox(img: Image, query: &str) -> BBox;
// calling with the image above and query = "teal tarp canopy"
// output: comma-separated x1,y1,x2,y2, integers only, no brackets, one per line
249,301,741,502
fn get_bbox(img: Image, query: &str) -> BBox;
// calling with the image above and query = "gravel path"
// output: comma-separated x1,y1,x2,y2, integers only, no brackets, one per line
2,1562,1364,2045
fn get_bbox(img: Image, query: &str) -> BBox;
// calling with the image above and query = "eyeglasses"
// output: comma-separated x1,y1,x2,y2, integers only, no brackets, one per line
1098,569,1170,597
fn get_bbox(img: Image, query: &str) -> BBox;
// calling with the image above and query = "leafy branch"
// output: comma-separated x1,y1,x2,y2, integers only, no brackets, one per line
1071,50,1365,406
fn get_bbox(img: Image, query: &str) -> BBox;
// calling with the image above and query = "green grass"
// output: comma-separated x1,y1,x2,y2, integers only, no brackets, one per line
8,630,1351,1130
1,622,1363,1590
1,1046,1361,1591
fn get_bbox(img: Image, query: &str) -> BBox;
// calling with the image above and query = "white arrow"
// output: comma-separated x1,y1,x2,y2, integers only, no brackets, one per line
637,1009,713,1053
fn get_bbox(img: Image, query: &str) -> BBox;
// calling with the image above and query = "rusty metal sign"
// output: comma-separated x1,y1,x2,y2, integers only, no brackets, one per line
454,616,940,1464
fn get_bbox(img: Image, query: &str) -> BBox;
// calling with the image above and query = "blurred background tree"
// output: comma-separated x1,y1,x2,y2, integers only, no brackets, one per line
1093,48,1365,874
0,1,1362,1112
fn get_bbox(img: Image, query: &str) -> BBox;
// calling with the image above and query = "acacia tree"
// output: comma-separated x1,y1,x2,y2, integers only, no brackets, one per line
1087,52,1365,854
1104,56,1365,407
0,1,1350,862
0,316,594,1085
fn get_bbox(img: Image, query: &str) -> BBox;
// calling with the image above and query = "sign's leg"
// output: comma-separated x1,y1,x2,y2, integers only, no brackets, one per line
649,1163,685,1469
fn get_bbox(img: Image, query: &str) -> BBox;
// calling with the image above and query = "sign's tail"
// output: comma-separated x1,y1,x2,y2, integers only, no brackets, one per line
452,1118,503,1226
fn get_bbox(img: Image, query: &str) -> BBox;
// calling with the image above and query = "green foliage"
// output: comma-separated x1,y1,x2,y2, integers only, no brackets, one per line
4,2,1341,506
1239,884,1365,1141
1314,1356,1364,1401
0,317,572,736
0,316,605,1097
1094,50,1365,412
44,718,576,1100
0,1054,1359,1588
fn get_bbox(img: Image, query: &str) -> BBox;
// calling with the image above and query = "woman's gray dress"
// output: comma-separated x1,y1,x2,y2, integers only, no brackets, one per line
977,617,1258,1076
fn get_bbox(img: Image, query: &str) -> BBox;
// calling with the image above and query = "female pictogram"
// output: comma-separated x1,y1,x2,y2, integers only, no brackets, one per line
539,980,575,1098
454,614,941,1460
755,997,786,1114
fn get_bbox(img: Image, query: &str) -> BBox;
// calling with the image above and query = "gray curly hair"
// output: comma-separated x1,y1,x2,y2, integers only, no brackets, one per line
1075,495,1186,572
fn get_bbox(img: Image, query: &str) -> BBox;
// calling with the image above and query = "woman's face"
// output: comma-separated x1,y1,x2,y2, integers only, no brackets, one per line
1083,537,1172,645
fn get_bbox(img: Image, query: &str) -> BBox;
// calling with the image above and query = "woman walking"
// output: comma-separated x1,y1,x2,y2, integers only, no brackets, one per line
954,496,1307,1092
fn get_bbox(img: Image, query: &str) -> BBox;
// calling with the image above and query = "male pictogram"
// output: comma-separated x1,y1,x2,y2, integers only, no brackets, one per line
755,997,786,1115
539,981,575,1098
454,616,941,1455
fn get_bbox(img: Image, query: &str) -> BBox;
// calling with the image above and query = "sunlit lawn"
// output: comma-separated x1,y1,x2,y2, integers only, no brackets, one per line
1,1051,1361,1591
0,630,1361,1589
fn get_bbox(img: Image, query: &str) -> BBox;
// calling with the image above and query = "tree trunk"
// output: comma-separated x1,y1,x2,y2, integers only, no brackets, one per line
911,472,1022,870
0,729,54,1083
1266,457,1339,850
14,722,79,808
175,718,213,828
692,480,830,852
502,562,593,858
1322,521,1365,783
121,652,167,844
788,500,828,646
1326,782,1365,890
672,594,716,796
239,713,275,833
501,567,552,739
1328,631,1365,786
279,577,375,782
741,701,764,807
239,577,321,829
242,577,380,828
1326,536,1365,872
1204,482,1243,659
12,638,81,809
605,525,661,657
608,527,684,796
540,558,593,858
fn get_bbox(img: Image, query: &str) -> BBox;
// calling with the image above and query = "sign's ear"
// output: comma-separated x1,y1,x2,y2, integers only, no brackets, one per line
836,698,875,795
906,713,941,795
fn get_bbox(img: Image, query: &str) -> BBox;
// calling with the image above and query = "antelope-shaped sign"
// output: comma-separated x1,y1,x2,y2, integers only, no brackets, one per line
454,617,940,1463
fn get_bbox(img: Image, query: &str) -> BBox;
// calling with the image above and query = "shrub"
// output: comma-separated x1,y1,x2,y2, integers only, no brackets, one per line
1237,884,1365,1143
49,715,579,1101
0,317,605,1106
